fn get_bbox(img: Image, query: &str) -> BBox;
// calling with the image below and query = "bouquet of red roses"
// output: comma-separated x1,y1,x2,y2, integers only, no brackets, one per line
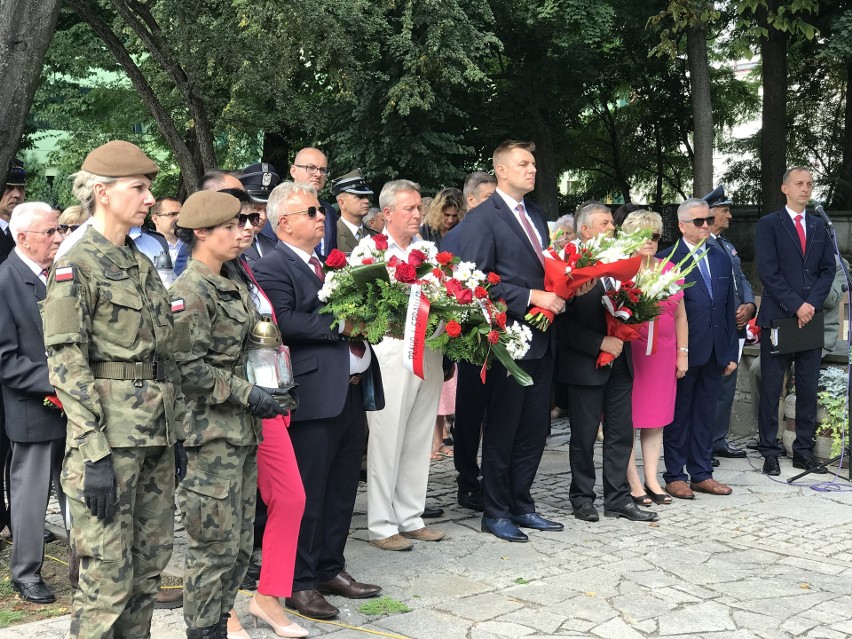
596,280,662,367
525,228,651,330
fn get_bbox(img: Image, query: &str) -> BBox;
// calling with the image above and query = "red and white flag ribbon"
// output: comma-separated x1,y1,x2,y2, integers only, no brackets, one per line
644,317,658,356
402,284,430,379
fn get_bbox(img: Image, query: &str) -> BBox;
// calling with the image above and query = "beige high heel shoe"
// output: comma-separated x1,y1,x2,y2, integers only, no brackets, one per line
248,597,309,638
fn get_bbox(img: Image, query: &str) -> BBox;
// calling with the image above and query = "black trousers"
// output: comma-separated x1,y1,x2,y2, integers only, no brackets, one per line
453,361,493,493
567,355,633,510
758,332,821,459
0,396,10,533
288,385,366,591
481,351,553,519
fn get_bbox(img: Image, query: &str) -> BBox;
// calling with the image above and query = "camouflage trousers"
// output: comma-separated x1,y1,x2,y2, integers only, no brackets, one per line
177,440,257,628
62,445,175,639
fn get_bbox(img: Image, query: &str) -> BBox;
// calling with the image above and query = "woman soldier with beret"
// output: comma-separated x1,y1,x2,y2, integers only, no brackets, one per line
42,140,187,638
169,190,293,639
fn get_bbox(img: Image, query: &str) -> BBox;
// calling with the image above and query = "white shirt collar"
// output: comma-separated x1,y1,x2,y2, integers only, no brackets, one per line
282,241,317,265
340,217,362,238
495,187,525,213
15,247,47,280
0,219,8,232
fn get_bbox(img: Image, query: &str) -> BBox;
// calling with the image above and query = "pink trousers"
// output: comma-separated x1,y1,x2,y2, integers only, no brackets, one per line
256,415,306,597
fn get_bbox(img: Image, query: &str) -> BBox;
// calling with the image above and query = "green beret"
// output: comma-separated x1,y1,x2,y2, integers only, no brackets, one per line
178,191,241,229
81,141,159,179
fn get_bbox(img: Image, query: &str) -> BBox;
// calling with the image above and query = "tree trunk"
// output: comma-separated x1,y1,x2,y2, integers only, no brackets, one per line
833,63,852,209
532,122,559,218
686,22,714,197
759,0,788,214
68,0,202,191
0,0,61,186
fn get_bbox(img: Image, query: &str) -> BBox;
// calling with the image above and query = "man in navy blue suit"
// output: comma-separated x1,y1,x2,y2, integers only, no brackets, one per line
657,198,738,500
755,167,835,476
456,140,565,542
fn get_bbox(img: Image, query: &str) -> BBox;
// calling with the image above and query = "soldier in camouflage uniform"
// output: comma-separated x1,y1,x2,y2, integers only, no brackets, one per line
169,190,287,639
42,141,187,639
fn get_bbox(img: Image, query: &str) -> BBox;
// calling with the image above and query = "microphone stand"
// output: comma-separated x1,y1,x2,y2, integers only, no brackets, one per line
787,205,852,483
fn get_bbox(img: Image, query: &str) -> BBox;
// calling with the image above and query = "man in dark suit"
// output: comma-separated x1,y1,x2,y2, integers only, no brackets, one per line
557,202,658,523
289,147,337,258
457,140,565,542
704,186,756,461
331,169,373,254
253,181,383,619
0,202,66,603
755,167,836,476
658,198,738,499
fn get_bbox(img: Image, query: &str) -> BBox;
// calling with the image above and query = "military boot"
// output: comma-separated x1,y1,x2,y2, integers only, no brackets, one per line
186,625,222,639
217,612,230,638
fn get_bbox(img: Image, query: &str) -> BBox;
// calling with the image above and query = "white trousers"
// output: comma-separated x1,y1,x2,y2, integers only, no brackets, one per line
366,338,443,540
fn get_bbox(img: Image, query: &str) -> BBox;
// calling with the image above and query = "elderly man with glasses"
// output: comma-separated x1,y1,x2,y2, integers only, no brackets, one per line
656,198,738,500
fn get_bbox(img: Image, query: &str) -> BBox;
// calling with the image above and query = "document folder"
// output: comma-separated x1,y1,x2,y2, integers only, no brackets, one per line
769,311,824,354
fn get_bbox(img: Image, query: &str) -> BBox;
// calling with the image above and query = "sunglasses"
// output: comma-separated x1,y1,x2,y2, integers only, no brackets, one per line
687,216,715,228
648,233,661,242
238,213,261,227
59,224,81,234
284,206,327,219
26,227,63,237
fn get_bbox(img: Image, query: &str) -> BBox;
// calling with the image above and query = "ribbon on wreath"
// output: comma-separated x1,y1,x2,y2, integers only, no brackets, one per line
402,283,431,379
644,317,659,356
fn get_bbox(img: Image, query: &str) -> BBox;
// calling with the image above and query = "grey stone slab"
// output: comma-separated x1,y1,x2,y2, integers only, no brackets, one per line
496,607,567,634
375,609,470,639
546,594,618,624
658,601,737,635
610,592,678,622
780,615,822,636
745,496,852,525
473,620,537,637
590,617,647,639
435,592,525,622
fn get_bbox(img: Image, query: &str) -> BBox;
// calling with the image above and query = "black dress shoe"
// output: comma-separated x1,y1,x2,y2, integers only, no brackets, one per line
285,589,339,619
458,490,485,511
12,579,56,604
604,502,659,522
511,512,564,531
711,457,720,467
572,503,599,522
763,456,781,476
44,529,58,544
422,505,444,519
318,570,381,598
792,454,828,474
714,445,747,458
481,517,528,542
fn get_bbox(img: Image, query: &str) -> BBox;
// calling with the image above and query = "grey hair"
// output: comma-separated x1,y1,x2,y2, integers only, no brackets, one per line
9,201,55,243
266,181,318,229
677,198,709,222
364,207,381,225
553,214,574,232
70,169,119,215
379,179,420,211
574,201,611,235
463,171,497,200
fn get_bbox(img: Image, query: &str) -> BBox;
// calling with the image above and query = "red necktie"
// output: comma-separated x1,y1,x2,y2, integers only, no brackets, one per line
794,215,806,255
308,256,325,282
516,203,545,268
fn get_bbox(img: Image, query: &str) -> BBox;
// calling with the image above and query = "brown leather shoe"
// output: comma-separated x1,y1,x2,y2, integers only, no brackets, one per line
318,570,381,599
154,587,184,609
665,480,695,500
400,527,446,541
690,478,732,495
369,533,414,551
284,589,339,619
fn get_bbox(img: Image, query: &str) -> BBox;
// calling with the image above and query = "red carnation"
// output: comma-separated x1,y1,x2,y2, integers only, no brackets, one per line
436,251,454,266
446,320,462,338
387,255,399,267
324,249,347,269
394,262,417,283
474,286,488,299
495,312,507,328
362,258,375,265
408,249,427,268
373,234,389,250
487,330,500,344
487,272,501,285
431,267,444,278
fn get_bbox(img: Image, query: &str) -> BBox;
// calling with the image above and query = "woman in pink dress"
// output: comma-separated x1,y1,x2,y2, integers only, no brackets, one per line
622,211,688,506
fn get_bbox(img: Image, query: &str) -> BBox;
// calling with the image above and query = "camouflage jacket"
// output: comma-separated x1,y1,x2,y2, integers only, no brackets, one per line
170,259,260,447
43,226,186,463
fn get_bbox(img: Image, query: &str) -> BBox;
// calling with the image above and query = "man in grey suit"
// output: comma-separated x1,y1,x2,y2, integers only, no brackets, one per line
332,169,374,254
704,186,756,461
0,202,66,603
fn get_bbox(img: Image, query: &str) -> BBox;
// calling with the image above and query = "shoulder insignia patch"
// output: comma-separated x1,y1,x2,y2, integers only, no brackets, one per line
171,299,185,312
55,266,75,282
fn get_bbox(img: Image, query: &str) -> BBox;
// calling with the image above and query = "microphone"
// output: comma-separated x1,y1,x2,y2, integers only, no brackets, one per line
816,204,833,228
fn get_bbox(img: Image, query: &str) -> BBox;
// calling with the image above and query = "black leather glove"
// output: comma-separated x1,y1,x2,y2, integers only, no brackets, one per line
247,386,288,419
83,456,118,523
174,441,188,483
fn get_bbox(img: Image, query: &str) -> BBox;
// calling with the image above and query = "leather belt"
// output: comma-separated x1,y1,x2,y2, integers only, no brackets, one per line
91,361,167,381
349,374,362,386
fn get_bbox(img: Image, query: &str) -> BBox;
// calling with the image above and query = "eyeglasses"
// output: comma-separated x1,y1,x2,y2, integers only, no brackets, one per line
154,212,179,218
687,216,715,228
238,213,261,227
25,227,62,237
648,233,661,242
292,164,330,176
283,206,327,219
59,224,80,234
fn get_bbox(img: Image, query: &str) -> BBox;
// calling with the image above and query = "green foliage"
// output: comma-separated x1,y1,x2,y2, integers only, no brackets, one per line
358,596,411,616
817,367,848,457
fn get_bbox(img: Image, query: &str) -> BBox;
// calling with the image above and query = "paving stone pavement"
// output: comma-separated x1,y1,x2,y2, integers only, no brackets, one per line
4,417,852,639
